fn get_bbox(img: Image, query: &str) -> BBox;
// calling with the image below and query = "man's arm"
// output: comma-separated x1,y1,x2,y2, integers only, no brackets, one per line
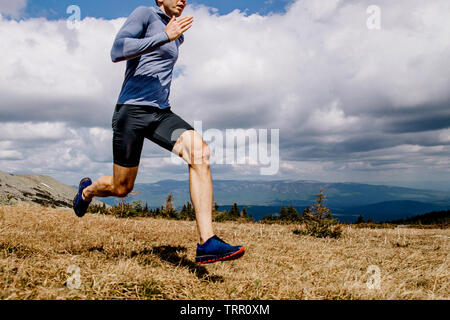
110,7,170,63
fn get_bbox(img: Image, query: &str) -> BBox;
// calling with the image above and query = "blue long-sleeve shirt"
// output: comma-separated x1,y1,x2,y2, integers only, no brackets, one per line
111,6,184,108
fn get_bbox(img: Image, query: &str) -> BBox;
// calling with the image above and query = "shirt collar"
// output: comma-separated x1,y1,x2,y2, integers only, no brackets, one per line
150,5,184,43
151,6,171,22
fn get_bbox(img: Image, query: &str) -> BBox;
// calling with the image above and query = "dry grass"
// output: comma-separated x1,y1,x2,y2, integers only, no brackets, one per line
0,203,448,300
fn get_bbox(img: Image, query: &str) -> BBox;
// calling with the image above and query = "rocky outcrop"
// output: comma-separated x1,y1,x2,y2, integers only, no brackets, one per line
0,170,105,208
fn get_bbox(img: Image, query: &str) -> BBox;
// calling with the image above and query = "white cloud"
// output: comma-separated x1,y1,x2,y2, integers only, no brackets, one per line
176,0,450,132
0,16,124,127
305,100,359,133
0,150,22,160
0,122,67,141
0,0,449,185
0,140,23,160
0,0,26,18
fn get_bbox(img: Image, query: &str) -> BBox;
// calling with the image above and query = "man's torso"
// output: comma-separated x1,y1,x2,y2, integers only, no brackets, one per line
117,6,183,108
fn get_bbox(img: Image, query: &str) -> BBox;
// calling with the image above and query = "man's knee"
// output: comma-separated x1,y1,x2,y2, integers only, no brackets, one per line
191,141,211,166
114,184,133,198
175,130,211,166
112,164,138,197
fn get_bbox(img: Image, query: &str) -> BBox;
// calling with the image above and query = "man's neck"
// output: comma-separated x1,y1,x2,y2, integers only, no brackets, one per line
158,5,173,18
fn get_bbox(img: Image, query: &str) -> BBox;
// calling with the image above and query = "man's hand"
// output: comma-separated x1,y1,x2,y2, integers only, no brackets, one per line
165,16,193,41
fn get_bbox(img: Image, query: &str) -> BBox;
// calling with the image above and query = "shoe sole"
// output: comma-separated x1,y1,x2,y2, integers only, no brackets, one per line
195,246,245,264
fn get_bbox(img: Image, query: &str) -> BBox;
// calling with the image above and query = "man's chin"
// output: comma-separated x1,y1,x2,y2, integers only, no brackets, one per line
175,7,185,15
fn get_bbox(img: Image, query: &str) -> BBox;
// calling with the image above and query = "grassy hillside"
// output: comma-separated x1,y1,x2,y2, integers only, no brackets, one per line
0,204,448,300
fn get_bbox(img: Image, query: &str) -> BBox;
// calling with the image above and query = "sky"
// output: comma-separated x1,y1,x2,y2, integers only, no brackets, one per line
5,0,295,19
0,0,450,191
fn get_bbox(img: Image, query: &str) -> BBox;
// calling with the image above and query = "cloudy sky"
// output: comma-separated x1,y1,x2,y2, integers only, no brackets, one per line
0,0,449,191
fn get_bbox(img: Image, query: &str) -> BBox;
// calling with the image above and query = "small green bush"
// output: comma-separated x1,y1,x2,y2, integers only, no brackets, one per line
293,189,342,239
294,222,342,239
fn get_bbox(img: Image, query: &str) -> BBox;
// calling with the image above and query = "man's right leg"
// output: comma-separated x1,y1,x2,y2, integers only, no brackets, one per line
82,164,139,201
81,103,146,201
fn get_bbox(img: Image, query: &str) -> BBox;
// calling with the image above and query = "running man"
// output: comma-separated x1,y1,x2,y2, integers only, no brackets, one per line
73,0,245,264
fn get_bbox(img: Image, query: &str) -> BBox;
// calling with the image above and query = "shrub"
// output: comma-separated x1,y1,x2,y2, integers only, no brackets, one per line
294,189,342,239
261,205,300,225
352,222,396,229
294,222,343,239
179,202,195,221
213,210,228,222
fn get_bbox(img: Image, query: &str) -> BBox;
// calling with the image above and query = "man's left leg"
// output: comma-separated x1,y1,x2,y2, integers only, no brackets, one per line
172,129,214,244
172,129,245,264
146,108,245,264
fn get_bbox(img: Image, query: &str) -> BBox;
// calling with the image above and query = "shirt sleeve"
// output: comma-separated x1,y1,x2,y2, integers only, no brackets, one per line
110,7,170,63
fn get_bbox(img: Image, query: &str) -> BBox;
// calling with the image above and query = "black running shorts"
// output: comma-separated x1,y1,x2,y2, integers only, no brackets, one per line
112,104,194,167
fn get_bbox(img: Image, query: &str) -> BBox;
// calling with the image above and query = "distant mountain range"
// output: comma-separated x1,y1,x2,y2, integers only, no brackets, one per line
100,179,450,223
1,169,449,223
388,209,450,225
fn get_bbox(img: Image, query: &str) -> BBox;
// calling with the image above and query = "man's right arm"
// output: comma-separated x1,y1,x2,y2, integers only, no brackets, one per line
110,7,170,63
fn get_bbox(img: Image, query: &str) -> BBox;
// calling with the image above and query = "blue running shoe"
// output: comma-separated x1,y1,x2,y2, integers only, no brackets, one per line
73,177,92,218
195,235,245,264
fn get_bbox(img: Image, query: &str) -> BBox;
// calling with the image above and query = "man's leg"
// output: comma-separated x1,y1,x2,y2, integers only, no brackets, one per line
82,164,139,201
172,128,245,264
172,129,214,244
